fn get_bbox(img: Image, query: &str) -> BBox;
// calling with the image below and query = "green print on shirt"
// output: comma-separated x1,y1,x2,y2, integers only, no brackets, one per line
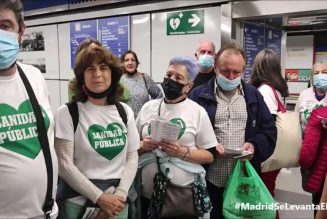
303,103,323,121
170,118,186,139
0,100,50,159
88,123,126,161
147,118,186,139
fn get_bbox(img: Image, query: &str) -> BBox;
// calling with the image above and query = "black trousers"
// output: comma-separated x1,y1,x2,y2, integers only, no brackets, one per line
313,190,323,217
206,180,225,219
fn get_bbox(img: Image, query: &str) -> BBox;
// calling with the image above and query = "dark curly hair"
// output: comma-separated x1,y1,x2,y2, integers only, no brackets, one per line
71,41,124,104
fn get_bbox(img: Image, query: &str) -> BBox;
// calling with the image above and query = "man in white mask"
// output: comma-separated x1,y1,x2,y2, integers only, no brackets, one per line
192,40,216,88
189,43,277,219
0,1,58,218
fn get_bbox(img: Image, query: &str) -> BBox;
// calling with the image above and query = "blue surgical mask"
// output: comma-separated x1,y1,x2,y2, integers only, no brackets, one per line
313,74,327,91
216,74,241,91
198,54,214,69
0,29,20,70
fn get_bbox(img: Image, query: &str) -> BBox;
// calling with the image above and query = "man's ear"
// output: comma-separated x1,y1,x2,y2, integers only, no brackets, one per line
18,24,26,44
214,65,219,74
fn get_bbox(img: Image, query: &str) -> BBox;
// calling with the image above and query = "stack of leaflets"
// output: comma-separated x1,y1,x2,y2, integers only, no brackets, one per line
224,148,253,159
150,118,181,142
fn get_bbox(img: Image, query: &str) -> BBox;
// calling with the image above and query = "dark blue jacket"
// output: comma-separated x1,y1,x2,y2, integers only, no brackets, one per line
188,77,277,174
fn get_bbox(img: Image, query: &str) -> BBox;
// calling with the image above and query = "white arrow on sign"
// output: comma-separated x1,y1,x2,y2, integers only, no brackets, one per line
188,14,201,27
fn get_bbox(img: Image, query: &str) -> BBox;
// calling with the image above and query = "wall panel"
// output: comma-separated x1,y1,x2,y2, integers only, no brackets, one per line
131,14,151,76
46,80,61,113
151,6,221,82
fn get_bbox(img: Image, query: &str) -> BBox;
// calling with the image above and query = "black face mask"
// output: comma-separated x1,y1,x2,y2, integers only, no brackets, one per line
161,77,186,100
83,84,113,99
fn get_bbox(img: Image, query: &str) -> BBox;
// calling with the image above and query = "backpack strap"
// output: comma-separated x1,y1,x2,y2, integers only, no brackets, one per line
66,101,127,133
115,102,127,126
66,102,79,133
17,64,54,218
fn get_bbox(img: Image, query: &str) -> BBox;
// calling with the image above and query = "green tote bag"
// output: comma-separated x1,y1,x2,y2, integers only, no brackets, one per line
223,160,276,219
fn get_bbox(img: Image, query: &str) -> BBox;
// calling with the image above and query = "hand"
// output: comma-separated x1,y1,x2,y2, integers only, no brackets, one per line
96,193,125,218
239,142,255,160
159,139,182,158
322,118,327,129
139,136,158,154
95,211,109,219
216,144,225,156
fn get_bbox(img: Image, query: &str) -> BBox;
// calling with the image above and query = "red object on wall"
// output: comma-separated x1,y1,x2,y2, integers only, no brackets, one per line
285,69,299,81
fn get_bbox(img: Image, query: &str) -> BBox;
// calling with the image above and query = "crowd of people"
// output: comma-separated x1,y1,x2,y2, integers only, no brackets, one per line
1,1,327,219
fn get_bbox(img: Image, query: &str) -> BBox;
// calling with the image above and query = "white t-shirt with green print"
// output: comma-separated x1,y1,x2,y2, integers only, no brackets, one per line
55,101,139,180
136,98,217,187
295,87,327,134
0,63,58,218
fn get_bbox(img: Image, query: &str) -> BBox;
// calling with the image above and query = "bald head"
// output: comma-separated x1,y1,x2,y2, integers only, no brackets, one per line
195,41,215,57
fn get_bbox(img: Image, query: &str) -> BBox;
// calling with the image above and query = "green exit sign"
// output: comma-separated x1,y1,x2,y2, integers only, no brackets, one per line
167,9,204,36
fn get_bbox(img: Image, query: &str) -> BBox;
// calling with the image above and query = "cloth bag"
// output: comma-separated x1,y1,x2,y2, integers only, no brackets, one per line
65,198,128,219
261,87,302,172
148,171,195,218
58,179,135,219
147,158,212,218
223,160,276,219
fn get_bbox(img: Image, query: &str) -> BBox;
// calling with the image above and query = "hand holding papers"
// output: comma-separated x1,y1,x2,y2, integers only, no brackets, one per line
150,118,181,142
223,147,253,159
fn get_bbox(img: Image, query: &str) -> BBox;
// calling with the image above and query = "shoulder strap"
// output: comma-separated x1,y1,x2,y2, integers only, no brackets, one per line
259,83,286,113
66,102,79,133
270,86,286,113
115,102,127,126
141,73,150,95
66,101,126,130
17,65,54,218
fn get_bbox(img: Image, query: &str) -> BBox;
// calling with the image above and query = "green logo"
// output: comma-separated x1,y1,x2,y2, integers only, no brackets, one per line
170,118,186,139
167,9,204,35
0,100,49,159
88,123,126,161
147,118,186,140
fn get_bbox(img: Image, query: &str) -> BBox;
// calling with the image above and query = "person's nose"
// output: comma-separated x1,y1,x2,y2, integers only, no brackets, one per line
226,72,237,80
170,75,178,81
94,68,102,77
